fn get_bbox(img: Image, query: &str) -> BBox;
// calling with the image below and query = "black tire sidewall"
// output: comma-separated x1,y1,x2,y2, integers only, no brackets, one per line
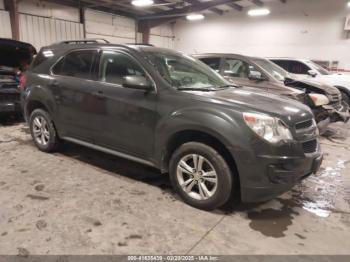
169,142,233,211
29,109,59,152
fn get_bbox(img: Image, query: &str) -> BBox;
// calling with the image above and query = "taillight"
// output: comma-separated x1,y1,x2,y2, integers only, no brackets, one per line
19,74,27,91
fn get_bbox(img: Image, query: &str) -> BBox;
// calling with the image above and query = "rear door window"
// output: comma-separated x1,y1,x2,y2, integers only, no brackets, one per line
52,50,97,79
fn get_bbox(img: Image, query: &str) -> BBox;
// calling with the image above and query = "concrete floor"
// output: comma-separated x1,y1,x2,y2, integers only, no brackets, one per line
0,118,349,255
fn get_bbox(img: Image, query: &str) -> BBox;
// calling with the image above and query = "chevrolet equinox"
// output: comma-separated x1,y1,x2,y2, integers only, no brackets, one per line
22,40,323,210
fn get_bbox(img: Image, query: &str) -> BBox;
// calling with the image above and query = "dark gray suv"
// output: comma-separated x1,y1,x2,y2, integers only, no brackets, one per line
22,40,322,210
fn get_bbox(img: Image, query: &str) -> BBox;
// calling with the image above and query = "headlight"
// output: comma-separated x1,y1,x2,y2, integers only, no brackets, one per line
308,93,329,106
243,112,293,143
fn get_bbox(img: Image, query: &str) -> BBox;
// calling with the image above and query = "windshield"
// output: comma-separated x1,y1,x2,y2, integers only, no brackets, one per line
306,61,331,75
144,51,229,90
252,58,289,81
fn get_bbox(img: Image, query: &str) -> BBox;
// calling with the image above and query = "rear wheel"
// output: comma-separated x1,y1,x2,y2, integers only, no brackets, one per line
169,142,233,210
29,109,60,152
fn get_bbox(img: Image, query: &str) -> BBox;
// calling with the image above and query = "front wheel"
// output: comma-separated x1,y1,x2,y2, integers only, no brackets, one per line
169,142,234,210
340,91,350,108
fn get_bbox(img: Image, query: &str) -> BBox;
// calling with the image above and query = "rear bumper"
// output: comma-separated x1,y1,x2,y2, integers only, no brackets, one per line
0,101,21,113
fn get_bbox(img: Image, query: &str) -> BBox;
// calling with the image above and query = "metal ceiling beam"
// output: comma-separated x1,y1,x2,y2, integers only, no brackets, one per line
226,2,243,11
250,0,264,7
140,0,241,20
184,0,224,16
210,7,224,15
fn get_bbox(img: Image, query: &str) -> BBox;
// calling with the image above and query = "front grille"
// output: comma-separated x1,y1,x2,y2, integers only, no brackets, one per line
295,119,313,130
328,93,341,103
302,139,318,154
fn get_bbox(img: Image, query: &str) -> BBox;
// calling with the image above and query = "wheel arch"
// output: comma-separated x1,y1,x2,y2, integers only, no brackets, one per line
160,129,240,190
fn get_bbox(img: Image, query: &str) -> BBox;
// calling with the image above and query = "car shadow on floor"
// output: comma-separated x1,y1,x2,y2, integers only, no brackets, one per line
0,114,24,126
56,141,177,196
56,141,259,213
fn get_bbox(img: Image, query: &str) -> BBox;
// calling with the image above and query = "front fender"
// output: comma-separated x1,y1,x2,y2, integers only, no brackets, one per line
154,106,250,170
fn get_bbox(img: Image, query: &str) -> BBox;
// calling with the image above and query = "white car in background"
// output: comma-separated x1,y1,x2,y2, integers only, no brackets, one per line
269,58,350,106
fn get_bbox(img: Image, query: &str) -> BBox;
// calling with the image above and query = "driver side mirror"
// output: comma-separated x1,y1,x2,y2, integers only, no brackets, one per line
122,75,153,91
308,70,318,77
248,71,266,81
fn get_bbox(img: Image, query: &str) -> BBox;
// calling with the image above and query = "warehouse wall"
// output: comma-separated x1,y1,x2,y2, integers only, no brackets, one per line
0,10,11,38
85,9,136,44
0,0,11,38
17,0,83,49
174,0,350,70
150,24,175,49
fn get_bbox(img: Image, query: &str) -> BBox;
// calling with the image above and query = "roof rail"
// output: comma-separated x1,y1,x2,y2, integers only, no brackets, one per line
57,39,110,45
127,43,155,47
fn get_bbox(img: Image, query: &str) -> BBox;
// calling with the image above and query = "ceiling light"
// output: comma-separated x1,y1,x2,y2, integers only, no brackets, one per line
131,0,154,7
248,8,271,16
348,1,350,7
186,13,205,21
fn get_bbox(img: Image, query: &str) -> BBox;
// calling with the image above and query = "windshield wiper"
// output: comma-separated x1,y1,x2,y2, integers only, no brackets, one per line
216,84,238,89
177,87,216,92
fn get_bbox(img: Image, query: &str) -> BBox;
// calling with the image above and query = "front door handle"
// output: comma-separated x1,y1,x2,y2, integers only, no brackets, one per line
92,90,105,99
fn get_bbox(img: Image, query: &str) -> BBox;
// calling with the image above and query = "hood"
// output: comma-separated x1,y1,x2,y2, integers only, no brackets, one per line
317,74,350,88
284,76,340,96
0,38,37,68
186,87,313,126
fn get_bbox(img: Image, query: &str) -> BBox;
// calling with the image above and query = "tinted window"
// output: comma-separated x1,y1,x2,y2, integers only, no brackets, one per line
272,60,310,75
99,51,146,85
223,58,261,79
271,60,290,72
199,57,221,72
52,50,97,79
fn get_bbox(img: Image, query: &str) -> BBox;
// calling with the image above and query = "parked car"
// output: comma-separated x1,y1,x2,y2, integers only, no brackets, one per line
270,58,350,106
0,38,36,116
195,54,349,132
22,40,322,210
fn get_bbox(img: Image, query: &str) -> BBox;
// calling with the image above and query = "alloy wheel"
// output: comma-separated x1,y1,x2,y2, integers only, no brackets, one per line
32,116,50,146
176,154,218,201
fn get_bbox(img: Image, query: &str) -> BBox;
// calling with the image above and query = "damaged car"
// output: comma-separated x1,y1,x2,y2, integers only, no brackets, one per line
0,38,36,116
195,54,349,132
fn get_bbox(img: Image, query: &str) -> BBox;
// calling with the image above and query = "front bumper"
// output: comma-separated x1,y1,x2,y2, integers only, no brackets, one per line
325,102,350,123
229,138,322,203
240,153,322,202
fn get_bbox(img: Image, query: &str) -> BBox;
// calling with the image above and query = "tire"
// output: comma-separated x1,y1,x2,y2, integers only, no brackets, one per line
340,91,350,107
169,142,233,210
29,108,60,152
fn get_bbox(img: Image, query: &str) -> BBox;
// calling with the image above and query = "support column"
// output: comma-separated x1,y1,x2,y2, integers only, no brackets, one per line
138,20,150,44
79,6,86,38
4,0,19,40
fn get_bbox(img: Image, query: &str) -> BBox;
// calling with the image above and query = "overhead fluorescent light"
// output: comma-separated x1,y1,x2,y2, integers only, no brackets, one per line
248,8,271,16
186,13,205,21
348,1,350,7
131,0,154,7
